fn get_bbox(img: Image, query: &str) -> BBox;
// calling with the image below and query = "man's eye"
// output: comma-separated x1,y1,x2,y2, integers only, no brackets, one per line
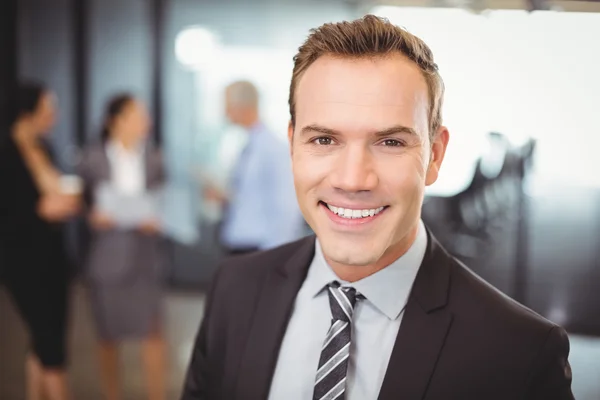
382,139,404,147
314,137,333,145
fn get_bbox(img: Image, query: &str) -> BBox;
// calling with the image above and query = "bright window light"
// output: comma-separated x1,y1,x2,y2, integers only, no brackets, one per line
175,26,220,70
371,6,600,192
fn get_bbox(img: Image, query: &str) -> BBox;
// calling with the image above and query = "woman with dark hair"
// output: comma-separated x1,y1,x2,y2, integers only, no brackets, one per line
77,93,167,400
0,81,78,400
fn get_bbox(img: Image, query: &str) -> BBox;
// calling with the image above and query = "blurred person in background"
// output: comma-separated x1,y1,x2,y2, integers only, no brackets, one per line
182,16,573,400
205,80,305,256
0,81,78,400
77,94,167,400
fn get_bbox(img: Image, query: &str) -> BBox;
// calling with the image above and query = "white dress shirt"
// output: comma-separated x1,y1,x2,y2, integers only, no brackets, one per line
105,140,145,195
268,220,428,400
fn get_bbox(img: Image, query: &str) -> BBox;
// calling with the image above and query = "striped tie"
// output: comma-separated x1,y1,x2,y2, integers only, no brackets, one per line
313,281,362,400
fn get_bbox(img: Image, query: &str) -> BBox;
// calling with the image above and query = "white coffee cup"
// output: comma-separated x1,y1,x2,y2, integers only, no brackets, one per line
59,175,83,196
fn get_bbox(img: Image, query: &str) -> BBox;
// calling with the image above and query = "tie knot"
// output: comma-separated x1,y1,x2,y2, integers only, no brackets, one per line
327,281,362,322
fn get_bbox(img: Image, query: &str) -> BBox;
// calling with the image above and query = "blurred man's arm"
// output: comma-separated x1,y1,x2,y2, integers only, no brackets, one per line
261,146,304,249
525,326,574,400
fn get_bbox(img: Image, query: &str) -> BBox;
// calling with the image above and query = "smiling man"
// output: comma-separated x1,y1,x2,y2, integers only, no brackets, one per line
181,15,574,400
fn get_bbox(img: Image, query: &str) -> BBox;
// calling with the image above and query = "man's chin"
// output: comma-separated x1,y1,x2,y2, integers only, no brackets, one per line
320,241,383,268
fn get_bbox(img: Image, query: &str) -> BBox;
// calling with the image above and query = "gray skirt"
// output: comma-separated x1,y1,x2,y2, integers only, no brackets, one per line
85,230,166,341
89,280,162,340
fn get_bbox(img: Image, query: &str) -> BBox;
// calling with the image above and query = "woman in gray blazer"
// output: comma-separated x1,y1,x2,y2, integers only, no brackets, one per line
78,94,167,400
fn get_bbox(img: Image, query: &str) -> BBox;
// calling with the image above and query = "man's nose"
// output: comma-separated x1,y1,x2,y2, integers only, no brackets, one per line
329,145,378,193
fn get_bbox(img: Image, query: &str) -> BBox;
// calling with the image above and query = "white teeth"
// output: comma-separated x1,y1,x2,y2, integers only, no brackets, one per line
325,203,386,219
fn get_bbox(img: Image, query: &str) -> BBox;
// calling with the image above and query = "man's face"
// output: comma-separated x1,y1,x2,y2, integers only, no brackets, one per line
290,54,448,267
224,88,246,126
224,89,238,124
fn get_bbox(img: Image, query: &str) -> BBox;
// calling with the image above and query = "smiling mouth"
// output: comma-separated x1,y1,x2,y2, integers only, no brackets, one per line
319,201,388,219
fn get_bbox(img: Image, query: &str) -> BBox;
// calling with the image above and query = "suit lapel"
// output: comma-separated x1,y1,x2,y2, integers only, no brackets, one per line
234,237,316,400
378,231,454,400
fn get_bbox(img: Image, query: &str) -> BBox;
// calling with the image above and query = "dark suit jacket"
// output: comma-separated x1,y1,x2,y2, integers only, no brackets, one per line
181,230,574,400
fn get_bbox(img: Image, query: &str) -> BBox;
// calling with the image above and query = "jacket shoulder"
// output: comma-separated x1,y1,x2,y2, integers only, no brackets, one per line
203,236,313,346
434,255,573,397
216,237,312,286
449,256,557,335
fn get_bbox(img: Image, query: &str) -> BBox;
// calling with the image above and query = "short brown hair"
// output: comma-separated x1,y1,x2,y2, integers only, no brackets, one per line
289,15,444,140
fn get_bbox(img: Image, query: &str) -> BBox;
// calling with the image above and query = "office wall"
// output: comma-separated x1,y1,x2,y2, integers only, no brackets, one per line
86,0,153,141
17,0,75,170
17,0,155,147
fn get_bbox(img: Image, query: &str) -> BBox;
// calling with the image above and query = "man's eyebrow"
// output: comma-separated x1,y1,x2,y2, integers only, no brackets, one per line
299,124,417,137
374,125,418,137
299,125,340,136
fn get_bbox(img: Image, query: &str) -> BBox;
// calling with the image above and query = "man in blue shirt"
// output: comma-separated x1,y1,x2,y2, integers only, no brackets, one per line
211,80,305,255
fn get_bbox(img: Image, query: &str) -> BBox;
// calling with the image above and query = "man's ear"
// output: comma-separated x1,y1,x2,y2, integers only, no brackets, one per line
425,126,450,186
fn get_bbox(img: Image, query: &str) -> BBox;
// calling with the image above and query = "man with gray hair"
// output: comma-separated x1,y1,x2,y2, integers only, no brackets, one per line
210,80,305,255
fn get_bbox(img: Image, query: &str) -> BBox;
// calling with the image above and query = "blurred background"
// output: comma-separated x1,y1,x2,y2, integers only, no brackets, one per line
1,0,600,399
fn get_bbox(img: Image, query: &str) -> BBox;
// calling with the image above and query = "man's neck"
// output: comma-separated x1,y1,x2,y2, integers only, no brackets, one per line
241,114,260,130
324,223,420,283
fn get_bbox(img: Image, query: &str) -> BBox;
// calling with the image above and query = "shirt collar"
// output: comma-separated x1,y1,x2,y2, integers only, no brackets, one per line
106,139,145,159
305,219,428,321
248,121,265,135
